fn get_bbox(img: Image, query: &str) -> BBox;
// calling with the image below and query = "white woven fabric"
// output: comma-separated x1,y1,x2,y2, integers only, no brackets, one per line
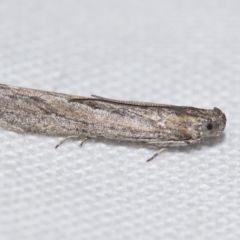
0,1,239,239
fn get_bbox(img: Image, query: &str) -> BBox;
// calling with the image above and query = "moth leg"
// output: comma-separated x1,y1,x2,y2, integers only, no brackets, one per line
146,148,167,162
184,138,202,145
55,136,80,148
79,137,90,147
137,143,144,148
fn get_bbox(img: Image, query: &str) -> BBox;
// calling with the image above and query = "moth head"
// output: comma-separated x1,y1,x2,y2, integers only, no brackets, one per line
202,107,226,137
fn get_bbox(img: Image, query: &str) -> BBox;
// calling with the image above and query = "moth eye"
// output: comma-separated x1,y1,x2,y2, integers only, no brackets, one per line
207,123,213,131
202,121,218,137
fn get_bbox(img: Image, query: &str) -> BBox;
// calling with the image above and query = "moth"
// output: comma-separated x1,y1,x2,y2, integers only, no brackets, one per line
0,83,226,161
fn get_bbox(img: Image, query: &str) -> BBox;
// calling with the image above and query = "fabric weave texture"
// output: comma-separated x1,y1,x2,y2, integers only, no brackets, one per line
0,1,239,240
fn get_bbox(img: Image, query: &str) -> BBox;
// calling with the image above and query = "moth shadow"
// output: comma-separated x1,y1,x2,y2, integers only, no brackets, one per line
172,133,226,154
48,132,227,162
81,133,226,157
90,137,143,151
62,133,226,153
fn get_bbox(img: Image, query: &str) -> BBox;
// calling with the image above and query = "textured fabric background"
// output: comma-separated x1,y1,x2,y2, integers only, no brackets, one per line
0,1,239,240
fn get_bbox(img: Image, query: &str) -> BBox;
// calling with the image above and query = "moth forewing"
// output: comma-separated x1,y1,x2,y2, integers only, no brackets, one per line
0,83,226,161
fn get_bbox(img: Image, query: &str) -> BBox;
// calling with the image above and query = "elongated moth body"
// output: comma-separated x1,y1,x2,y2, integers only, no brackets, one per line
0,84,226,161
